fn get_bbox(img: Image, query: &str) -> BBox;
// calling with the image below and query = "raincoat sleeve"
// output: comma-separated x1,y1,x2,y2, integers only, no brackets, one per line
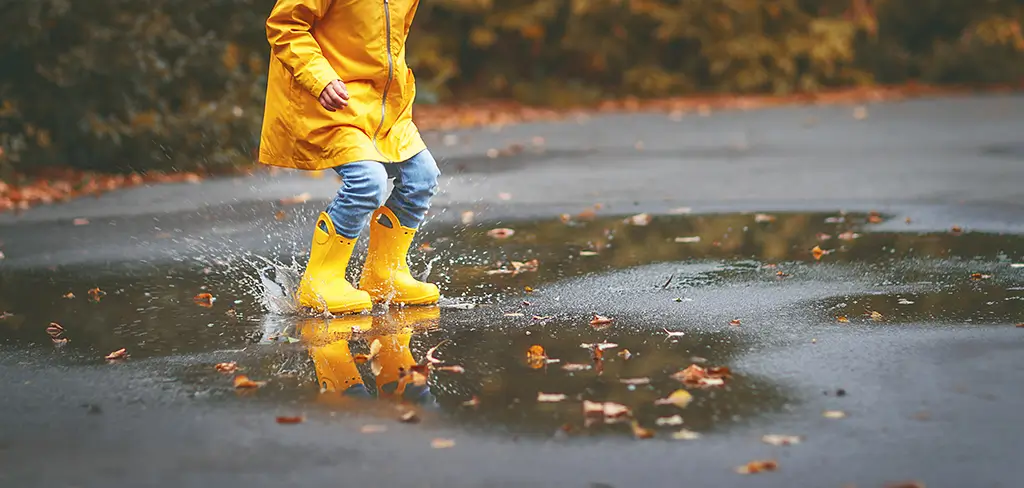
266,0,339,99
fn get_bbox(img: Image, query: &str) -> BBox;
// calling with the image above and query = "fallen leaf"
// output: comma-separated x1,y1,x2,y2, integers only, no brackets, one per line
279,192,311,205
88,287,106,301
431,438,456,449
761,434,803,446
754,214,776,223
672,429,701,440
1010,263,1024,268
619,377,650,385
425,340,448,364
104,348,127,360
504,312,525,317
870,311,883,321
62,292,75,299
735,459,778,475
669,207,692,215
837,231,861,241
625,213,652,226
823,410,847,419
950,225,963,235
274,210,287,221
776,270,790,278
671,364,731,387
655,415,684,426
811,245,827,260
589,315,613,328
537,392,568,403
275,416,304,424
582,400,631,422
867,211,883,224
729,319,741,326
461,396,480,407
561,363,593,372
579,250,599,256
193,293,215,307
526,344,547,368
837,316,850,323
233,375,264,389
0,312,12,320
486,228,515,239
215,362,238,373
532,315,554,321
52,337,69,346
460,211,475,224
73,218,90,226
816,233,832,241
436,365,465,374
46,322,65,338
654,389,693,408
630,420,655,439
674,236,701,243
361,424,387,433
970,273,992,281
617,349,632,360
399,410,420,423
580,342,618,351
884,481,925,488
1016,323,1024,328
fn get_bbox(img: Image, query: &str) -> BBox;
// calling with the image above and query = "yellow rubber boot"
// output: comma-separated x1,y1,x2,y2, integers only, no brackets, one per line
359,206,440,305
297,212,373,314
368,307,440,403
299,315,374,399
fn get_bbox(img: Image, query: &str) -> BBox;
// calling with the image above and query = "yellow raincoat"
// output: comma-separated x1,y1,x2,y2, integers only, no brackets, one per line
259,0,426,170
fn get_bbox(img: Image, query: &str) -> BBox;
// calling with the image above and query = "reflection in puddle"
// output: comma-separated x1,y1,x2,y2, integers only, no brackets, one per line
1,211,1023,438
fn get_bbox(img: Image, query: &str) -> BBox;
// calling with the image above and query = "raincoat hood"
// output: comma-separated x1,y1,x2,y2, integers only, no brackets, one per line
259,0,426,170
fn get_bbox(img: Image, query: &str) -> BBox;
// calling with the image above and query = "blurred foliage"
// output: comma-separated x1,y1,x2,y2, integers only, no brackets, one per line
1,0,1022,173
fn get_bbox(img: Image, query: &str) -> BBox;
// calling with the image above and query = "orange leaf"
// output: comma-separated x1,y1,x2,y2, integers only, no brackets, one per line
735,459,778,474
630,420,655,439
437,365,465,374
811,245,826,260
431,438,455,449
589,314,613,327
46,322,65,338
88,287,106,301
486,228,515,239
233,375,263,389
729,319,741,326
275,416,304,424
193,293,215,307
62,292,75,299
105,348,127,360
837,316,850,323
215,362,238,373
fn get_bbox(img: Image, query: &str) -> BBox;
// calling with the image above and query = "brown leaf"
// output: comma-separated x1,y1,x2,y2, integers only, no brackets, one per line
526,344,547,369
589,314,614,328
73,218,90,226
870,311,883,321
811,245,827,260
486,228,515,239
630,420,655,439
729,319,741,326
399,410,420,423
970,273,992,281
671,364,731,387
754,214,776,223
761,434,803,446
625,213,651,226
46,322,65,338
671,429,701,440
837,316,850,323
274,210,287,221
215,362,238,373
425,340,448,364
950,225,963,235
735,459,778,474
275,416,304,424
884,481,925,488
561,363,593,372
193,293,215,307
104,348,128,360
62,292,75,299
619,377,650,385
654,389,693,408
617,349,632,360
431,438,455,449
88,287,106,301
837,231,861,241
867,211,883,224
583,400,632,423
461,396,480,407
233,375,264,389
436,365,465,374
1016,323,1024,328
361,424,387,434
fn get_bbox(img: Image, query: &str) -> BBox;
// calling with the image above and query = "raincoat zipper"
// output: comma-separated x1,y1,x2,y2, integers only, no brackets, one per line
372,0,395,162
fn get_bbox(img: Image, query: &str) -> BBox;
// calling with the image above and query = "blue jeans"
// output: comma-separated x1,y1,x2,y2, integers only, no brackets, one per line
326,150,440,239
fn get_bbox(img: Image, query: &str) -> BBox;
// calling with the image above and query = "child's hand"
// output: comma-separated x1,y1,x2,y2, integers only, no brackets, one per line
318,80,350,112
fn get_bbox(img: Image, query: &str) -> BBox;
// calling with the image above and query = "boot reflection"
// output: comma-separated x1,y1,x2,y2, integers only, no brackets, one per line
298,315,373,400
365,306,440,405
298,306,440,406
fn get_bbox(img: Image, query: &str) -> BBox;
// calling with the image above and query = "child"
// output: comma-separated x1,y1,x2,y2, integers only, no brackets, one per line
259,0,439,314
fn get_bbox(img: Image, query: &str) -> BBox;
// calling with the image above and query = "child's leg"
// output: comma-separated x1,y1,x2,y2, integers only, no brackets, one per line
326,161,390,238
382,149,441,229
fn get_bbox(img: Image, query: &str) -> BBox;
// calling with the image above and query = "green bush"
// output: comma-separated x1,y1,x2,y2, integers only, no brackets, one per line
1,0,1022,173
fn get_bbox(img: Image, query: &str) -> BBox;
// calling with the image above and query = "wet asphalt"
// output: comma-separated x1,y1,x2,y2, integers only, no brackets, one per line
2,94,1024,488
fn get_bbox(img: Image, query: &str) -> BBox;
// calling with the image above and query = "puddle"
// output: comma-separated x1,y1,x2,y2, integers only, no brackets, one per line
2,211,1023,438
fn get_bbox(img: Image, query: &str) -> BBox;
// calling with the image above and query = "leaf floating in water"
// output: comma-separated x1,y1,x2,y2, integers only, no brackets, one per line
884,481,926,488
950,225,963,235
735,459,778,475
361,424,387,434
754,214,776,223
655,415,684,426
562,363,593,372
62,292,75,299
630,420,655,439
431,438,455,449
729,319,741,326
504,312,525,318
537,392,568,403
460,211,475,225
625,213,651,226
761,434,803,446
671,364,731,388
663,328,686,339
811,245,827,260
618,349,632,360
461,396,480,408
619,377,650,385
837,316,850,323
654,389,693,408
837,231,860,241
867,211,883,223
672,429,701,440
583,400,631,423
398,410,420,423
46,322,65,338
275,416,304,424
425,340,448,364
215,362,238,373
823,410,847,419
233,375,264,389
970,273,992,281
436,365,465,374
580,342,618,351
486,228,515,239
104,348,128,361
88,287,106,302
589,315,613,328
870,311,883,321
579,250,599,256
674,236,701,243
193,293,215,308
526,344,548,369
